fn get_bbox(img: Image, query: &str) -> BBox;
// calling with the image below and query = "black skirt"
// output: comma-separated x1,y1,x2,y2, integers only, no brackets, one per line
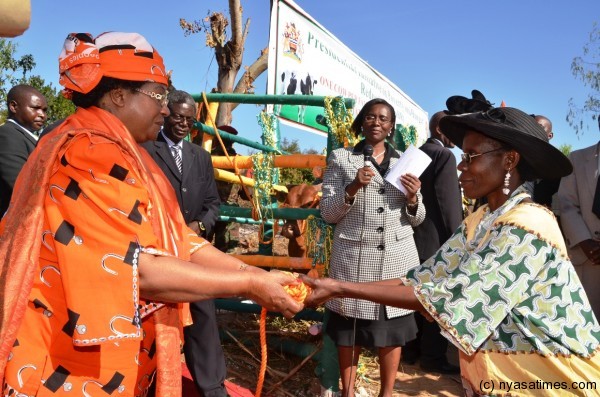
326,306,417,348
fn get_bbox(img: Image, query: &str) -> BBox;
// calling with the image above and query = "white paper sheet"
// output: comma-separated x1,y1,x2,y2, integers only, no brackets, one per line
384,145,432,194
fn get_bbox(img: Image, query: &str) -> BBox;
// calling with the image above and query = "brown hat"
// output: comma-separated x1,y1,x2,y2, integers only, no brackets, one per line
440,107,572,179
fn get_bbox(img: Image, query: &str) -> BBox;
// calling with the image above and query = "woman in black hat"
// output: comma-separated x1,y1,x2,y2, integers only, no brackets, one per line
303,106,600,396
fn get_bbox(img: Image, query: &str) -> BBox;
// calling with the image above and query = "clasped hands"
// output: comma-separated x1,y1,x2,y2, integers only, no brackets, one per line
298,275,435,322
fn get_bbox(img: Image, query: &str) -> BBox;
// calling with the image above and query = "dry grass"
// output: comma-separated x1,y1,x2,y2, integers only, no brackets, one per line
215,311,463,397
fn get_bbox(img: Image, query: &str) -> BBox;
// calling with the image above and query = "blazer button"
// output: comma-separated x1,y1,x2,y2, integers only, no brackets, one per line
378,188,385,194
182,187,187,192
184,210,189,214
377,244,385,251
377,226,384,233
377,207,384,213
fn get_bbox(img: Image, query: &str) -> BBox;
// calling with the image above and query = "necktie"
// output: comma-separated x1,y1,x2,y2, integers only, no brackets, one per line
171,145,182,173
593,176,600,219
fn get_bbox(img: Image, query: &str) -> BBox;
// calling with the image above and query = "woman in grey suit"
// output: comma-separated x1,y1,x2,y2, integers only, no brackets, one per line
320,98,425,397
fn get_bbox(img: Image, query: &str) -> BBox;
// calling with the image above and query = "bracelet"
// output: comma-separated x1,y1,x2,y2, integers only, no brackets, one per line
197,221,205,232
407,201,418,209
344,190,355,203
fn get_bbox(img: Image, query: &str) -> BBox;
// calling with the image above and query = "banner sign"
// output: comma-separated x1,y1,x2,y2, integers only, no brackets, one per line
267,0,428,142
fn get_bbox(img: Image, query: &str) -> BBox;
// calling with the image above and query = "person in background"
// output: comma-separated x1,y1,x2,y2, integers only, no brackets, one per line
557,116,600,316
534,114,553,140
0,84,47,216
530,114,561,210
141,90,219,238
141,90,226,397
402,111,462,375
304,106,600,397
0,31,302,396
320,98,424,397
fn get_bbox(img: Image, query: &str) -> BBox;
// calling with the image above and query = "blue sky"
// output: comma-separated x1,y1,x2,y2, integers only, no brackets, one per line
11,0,600,154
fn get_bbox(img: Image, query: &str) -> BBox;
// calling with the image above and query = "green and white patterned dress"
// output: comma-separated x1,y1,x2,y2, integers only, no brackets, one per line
404,186,600,396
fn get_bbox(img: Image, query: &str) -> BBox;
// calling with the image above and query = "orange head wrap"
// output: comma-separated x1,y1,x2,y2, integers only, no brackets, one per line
59,32,168,95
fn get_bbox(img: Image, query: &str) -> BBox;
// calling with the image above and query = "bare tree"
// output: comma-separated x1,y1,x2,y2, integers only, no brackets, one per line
568,22,600,136
180,0,268,126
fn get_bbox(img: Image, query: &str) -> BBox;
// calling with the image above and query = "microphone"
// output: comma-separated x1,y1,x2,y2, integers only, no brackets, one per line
363,144,374,167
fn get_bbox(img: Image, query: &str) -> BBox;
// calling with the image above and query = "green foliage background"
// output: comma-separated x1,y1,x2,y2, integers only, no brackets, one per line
278,138,319,186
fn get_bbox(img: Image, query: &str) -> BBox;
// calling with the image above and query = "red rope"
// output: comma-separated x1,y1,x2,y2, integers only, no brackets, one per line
254,275,311,396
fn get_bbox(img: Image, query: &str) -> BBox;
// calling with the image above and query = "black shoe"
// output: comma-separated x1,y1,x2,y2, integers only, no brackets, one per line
420,361,460,375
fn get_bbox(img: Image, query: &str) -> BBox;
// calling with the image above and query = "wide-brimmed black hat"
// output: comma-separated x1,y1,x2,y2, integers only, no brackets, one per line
439,107,572,179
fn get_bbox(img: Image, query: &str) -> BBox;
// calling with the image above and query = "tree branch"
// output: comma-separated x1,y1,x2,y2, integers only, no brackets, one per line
233,48,268,95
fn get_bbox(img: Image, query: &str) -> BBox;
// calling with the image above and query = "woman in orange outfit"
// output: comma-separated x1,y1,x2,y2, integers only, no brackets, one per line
0,32,302,397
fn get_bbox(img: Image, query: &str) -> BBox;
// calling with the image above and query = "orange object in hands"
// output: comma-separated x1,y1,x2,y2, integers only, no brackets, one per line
280,271,312,303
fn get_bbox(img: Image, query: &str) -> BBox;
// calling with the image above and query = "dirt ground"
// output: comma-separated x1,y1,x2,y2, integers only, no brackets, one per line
215,310,463,397
212,224,464,397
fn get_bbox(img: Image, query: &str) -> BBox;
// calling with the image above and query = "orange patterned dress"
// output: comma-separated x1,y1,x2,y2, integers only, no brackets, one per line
1,107,208,396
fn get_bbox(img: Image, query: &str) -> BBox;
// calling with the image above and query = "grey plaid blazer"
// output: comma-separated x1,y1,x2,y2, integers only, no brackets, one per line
321,146,425,320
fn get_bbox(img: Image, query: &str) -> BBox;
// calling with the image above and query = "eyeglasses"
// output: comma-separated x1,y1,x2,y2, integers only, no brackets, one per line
170,111,196,126
364,114,391,124
460,148,504,164
134,88,169,107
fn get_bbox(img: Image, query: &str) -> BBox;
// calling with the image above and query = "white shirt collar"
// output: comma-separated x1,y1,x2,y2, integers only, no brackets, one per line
6,119,38,141
160,129,183,149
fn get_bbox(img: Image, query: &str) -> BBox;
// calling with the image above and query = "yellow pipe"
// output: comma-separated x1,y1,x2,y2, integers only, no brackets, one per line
214,168,288,194
212,154,326,170
200,101,220,152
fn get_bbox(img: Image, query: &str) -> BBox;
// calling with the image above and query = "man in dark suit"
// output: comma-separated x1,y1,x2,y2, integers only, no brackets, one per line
404,111,463,374
0,84,47,216
141,90,227,397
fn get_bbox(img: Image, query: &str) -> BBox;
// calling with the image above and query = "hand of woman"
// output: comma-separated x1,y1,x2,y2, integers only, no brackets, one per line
299,275,340,307
354,166,374,187
345,166,375,199
247,270,304,318
400,173,421,203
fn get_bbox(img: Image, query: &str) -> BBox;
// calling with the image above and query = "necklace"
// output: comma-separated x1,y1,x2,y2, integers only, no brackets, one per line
373,151,385,159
